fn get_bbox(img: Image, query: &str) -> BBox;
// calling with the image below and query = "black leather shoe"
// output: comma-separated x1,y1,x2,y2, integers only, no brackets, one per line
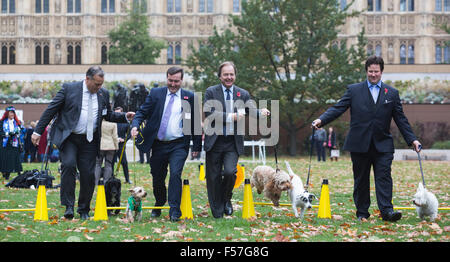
170,216,180,222
64,206,74,220
381,211,402,222
80,212,90,220
224,201,233,216
151,209,161,218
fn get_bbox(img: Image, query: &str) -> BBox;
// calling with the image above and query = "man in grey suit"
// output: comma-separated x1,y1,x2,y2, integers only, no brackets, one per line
32,66,135,220
203,61,270,218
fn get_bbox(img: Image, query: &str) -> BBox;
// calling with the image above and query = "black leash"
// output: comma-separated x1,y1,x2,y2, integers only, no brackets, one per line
305,127,315,191
274,145,280,172
416,145,426,187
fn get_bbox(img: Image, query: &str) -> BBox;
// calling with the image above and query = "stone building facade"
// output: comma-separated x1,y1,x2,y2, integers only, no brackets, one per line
0,0,449,66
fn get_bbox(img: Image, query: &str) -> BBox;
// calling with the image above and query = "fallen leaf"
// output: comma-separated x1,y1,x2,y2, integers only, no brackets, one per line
5,226,16,231
83,233,94,241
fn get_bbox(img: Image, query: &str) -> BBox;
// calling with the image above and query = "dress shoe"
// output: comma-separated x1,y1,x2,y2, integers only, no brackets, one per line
224,201,233,216
151,209,161,218
381,211,402,222
80,212,90,220
170,216,180,222
64,206,74,220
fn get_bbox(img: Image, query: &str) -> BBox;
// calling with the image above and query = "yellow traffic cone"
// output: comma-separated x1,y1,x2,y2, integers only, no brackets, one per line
242,179,256,219
34,185,48,221
93,180,108,221
180,179,193,219
199,163,205,181
317,179,331,218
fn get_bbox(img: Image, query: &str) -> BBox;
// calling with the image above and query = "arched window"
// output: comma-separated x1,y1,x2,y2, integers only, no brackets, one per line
67,45,73,64
408,44,414,64
1,46,7,64
101,45,108,64
175,44,181,64
375,44,382,57
400,44,406,64
35,45,42,64
43,45,49,64
436,44,442,63
75,44,81,64
9,45,14,64
167,45,173,64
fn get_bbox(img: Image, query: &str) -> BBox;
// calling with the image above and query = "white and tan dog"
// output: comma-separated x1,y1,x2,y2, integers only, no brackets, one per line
285,161,316,219
125,186,147,222
412,183,438,221
251,165,292,207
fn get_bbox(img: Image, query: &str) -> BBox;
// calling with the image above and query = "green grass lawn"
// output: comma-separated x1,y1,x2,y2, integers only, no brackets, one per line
0,156,448,242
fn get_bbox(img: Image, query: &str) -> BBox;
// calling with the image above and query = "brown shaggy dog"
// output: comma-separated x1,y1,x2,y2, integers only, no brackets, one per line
251,165,292,206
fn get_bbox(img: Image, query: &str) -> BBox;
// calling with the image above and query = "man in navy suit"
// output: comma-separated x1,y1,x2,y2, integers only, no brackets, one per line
131,67,202,222
313,56,421,222
32,66,135,220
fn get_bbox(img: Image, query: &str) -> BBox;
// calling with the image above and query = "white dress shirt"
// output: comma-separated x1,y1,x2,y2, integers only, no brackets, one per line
159,88,183,141
73,80,99,134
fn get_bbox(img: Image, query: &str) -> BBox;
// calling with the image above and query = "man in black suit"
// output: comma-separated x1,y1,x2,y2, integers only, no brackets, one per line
312,56,421,222
32,66,135,220
203,61,270,218
131,67,202,222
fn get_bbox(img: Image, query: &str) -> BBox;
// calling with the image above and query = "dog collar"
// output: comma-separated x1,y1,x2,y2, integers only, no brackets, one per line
128,196,142,212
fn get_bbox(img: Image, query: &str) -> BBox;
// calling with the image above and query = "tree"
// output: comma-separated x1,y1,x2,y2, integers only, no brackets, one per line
186,0,367,155
108,9,165,64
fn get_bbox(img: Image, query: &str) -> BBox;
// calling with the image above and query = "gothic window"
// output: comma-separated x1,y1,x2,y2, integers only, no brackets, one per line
67,42,81,64
400,44,406,64
101,44,108,64
367,0,381,11
1,43,15,64
35,43,50,64
36,0,49,13
375,44,382,57
167,0,181,13
408,44,414,64
400,43,415,64
167,45,173,64
102,0,115,13
67,0,81,13
233,0,240,12
435,43,450,63
175,44,181,64
400,0,414,11
436,0,450,11
199,0,213,13
1,0,15,13
167,42,181,64
132,0,146,13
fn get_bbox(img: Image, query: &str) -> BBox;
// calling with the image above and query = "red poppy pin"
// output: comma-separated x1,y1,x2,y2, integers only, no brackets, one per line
183,96,188,100
384,88,388,94
237,92,241,97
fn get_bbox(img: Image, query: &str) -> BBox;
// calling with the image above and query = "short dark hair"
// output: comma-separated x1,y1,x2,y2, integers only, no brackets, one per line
114,106,123,111
217,61,237,78
365,55,384,72
167,66,184,79
86,66,105,79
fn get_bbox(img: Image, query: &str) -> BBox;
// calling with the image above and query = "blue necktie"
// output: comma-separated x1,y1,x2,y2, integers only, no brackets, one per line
369,84,379,103
157,93,175,140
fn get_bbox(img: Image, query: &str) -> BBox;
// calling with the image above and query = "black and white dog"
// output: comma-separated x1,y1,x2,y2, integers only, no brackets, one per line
285,161,316,219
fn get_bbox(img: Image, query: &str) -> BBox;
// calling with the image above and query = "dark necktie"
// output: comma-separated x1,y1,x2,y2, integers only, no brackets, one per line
224,89,231,136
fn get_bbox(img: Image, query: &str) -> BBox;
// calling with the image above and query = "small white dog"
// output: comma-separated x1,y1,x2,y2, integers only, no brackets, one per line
285,161,316,219
412,183,438,221
126,186,147,222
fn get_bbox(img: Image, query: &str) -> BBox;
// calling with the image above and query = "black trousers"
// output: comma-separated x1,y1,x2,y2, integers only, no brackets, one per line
350,142,394,218
59,133,98,214
205,136,239,218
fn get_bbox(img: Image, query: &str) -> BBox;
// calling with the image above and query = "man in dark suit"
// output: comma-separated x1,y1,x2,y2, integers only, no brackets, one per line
131,66,202,222
312,56,421,222
31,66,135,220
203,61,270,218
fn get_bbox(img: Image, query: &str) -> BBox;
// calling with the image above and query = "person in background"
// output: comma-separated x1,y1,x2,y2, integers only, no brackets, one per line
315,127,327,162
113,106,131,184
94,120,119,185
327,126,338,161
0,106,23,180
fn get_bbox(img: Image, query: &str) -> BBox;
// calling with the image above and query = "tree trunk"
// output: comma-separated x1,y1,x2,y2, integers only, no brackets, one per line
287,128,297,156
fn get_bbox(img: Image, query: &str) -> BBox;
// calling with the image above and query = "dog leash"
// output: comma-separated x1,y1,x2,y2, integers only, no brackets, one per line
116,126,130,173
305,127,315,191
274,145,280,172
416,145,426,188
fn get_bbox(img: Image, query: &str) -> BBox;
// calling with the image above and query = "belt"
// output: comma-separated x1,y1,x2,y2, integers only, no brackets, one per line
154,137,184,144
